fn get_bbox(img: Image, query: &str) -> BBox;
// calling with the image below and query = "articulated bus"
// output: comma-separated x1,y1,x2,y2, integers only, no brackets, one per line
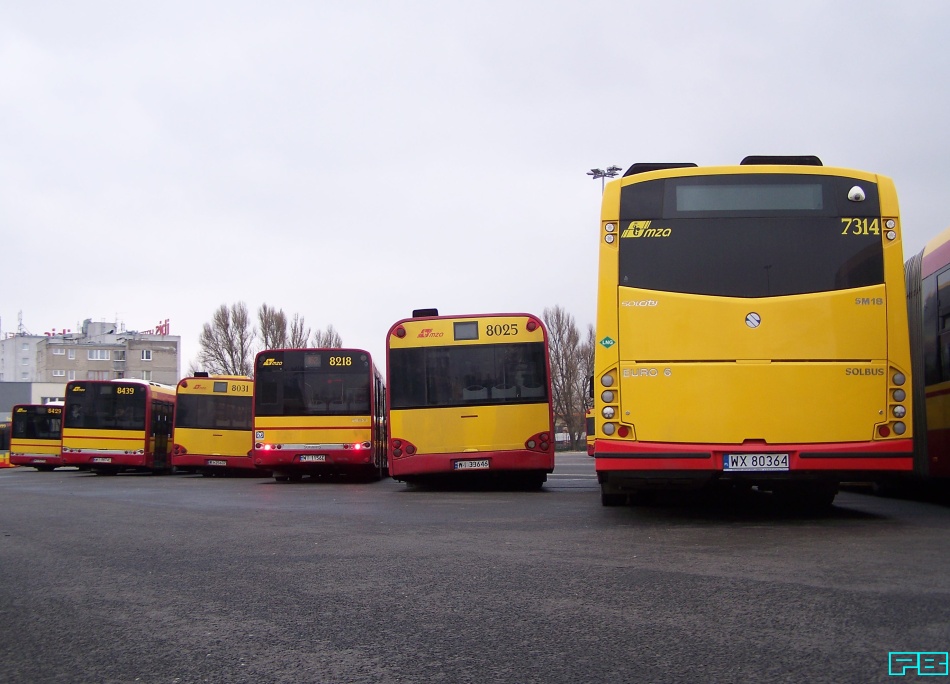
10,404,64,471
61,379,176,474
386,310,555,488
252,348,387,481
0,421,10,468
906,226,950,482
172,375,256,475
593,156,913,507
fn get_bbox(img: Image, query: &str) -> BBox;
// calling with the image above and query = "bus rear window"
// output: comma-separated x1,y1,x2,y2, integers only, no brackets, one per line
618,174,884,297
389,342,548,409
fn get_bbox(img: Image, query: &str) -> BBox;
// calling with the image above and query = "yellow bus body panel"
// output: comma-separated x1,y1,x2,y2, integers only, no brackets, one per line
390,403,551,454
10,438,61,457
387,314,547,348
618,285,887,361
174,427,251,458
620,361,887,444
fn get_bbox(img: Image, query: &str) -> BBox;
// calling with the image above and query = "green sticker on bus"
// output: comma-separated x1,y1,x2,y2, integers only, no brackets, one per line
600,337,616,348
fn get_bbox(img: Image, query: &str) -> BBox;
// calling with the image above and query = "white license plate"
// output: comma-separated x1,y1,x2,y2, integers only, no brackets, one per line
723,453,789,471
206,460,227,466
454,459,490,470
32,458,47,463
299,454,327,462
92,457,113,463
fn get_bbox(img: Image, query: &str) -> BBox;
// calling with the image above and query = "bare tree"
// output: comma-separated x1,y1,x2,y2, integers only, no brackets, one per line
579,323,595,413
197,302,255,376
258,304,288,350
543,306,589,450
289,313,310,348
311,324,342,348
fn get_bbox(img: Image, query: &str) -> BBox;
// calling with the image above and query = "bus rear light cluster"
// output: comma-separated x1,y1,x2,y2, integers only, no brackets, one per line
173,444,187,456
599,371,621,438
254,443,280,450
393,326,407,338
878,367,908,439
390,438,416,458
604,222,617,244
525,432,551,452
885,218,898,241
526,319,539,332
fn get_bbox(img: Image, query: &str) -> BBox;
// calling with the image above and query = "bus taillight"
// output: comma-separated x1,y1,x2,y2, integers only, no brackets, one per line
525,432,551,452
173,444,186,456
390,438,416,458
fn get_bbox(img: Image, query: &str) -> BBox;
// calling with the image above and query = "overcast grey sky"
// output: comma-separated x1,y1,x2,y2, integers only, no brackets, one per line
3,1,948,372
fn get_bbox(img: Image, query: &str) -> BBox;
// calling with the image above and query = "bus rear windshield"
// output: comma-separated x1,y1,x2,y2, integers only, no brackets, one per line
618,174,885,297
13,408,62,440
175,395,252,431
389,342,548,409
255,351,372,417
64,385,146,430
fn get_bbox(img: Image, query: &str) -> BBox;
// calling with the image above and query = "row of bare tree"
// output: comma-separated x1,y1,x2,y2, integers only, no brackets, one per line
193,303,594,451
192,302,341,376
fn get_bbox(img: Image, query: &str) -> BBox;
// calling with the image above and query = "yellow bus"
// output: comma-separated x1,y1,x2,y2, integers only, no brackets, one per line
593,156,913,507
252,348,387,482
386,310,555,489
9,404,64,471
61,379,176,475
906,225,950,482
0,421,10,468
172,375,256,476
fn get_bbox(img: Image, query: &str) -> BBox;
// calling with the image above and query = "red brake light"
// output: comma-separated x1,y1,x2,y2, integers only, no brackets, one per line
526,319,538,332
395,326,406,338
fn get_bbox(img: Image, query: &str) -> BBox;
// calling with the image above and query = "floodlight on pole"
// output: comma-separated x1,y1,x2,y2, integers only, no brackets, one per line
587,165,623,193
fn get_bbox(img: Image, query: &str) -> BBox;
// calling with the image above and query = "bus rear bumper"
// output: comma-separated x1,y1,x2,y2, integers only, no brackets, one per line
61,452,148,468
173,454,257,471
389,449,555,479
10,454,66,468
252,449,378,472
595,438,913,488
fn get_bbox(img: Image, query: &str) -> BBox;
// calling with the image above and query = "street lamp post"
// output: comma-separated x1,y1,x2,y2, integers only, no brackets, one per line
587,165,623,193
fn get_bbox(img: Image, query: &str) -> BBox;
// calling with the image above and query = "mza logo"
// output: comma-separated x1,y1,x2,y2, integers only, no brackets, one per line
417,329,444,338
262,358,282,366
889,652,948,676
621,220,672,239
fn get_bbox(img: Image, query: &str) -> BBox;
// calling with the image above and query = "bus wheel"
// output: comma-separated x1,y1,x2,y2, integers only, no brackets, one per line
520,473,546,491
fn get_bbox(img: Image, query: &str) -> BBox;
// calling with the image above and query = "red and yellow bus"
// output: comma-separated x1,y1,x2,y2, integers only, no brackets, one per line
172,375,256,475
0,421,11,468
9,404,64,471
906,226,950,481
252,348,387,481
593,156,913,507
386,310,555,488
61,379,176,474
